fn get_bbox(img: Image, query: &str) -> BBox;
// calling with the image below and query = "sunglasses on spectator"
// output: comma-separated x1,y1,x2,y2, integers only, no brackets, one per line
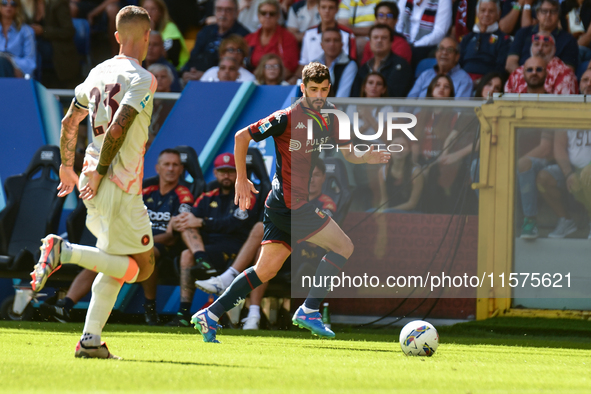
1,1,17,7
437,46,457,54
525,67,544,73
538,8,558,16
259,10,277,17
265,64,280,70
532,34,554,43
225,47,243,54
377,12,394,19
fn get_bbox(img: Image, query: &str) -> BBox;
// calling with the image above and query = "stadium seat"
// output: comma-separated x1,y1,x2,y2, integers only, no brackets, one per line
415,58,437,79
72,18,92,76
0,146,65,274
322,157,352,225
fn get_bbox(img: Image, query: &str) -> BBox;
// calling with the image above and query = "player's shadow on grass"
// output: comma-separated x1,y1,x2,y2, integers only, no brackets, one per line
302,345,392,353
121,359,252,368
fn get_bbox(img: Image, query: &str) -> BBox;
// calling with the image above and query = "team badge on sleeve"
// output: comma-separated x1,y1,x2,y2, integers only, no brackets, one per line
140,92,151,109
258,121,272,134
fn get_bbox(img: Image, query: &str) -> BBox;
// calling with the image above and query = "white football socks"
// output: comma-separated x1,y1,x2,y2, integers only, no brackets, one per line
247,305,260,319
220,267,239,288
81,273,123,345
62,242,139,283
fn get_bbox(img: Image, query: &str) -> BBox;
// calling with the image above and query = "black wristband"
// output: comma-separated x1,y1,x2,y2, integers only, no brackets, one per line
96,164,109,176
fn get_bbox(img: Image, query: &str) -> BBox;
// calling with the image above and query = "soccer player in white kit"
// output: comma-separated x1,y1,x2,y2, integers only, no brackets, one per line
30,6,157,359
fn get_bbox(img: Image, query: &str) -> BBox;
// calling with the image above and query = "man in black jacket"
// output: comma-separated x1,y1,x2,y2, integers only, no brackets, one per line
350,24,413,97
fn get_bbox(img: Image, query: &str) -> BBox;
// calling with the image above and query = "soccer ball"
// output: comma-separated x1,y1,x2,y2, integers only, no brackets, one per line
399,320,439,356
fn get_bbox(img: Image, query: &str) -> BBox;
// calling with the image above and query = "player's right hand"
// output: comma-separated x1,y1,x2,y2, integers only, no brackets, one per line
57,165,79,197
235,178,258,211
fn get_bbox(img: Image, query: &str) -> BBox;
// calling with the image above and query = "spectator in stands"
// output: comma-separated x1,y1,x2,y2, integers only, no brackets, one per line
337,0,378,37
351,24,413,97
411,75,460,213
28,0,80,88
292,0,356,84
146,64,177,149
142,0,189,70
69,0,120,54
536,127,591,239
360,1,411,66
476,71,506,97
245,0,299,77
40,149,194,325
216,55,240,81
313,26,357,97
515,68,551,238
506,0,578,73
581,68,591,94
140,149,195,325
167,153,258,326
499,0,537,35
505,33,578,94
253,53,289,84
239,0,285,33
561,0,591,64
286,0,320,42
395,0,453,68
408,37,474,98
200,34,255,81
378,135,424,211
459,0,512,81
163,0,206,34
182,0,249,83
0,0,36,78
144,31,182,92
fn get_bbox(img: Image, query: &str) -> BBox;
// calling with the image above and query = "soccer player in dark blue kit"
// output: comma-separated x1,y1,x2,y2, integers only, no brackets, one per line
192,62,391,342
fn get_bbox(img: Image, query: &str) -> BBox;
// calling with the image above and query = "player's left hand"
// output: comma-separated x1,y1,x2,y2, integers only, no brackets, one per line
363,145,391,165
57,165,79,197
80,169,104,200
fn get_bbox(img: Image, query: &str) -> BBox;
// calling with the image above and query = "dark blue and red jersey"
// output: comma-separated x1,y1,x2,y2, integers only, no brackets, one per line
309,193,337,218
248,98,351,210
192,188,258,247
143,184,194,236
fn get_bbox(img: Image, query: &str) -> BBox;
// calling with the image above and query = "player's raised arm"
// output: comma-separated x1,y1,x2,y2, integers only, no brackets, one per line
340,143,392,165
57,100,89,197
80,104,138,200
234,127,258,210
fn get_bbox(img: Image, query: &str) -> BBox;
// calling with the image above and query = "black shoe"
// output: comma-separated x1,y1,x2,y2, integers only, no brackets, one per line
144,303,159,326
190,258,219,280
40,300,70,323
165,312,191,327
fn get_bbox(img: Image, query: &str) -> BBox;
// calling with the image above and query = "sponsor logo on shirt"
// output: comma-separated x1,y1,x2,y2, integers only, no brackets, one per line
289,139,302,151
295,122,306,129
140,92,151,109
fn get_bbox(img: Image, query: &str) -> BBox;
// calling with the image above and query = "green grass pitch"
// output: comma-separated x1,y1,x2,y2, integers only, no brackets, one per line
0,318,590,393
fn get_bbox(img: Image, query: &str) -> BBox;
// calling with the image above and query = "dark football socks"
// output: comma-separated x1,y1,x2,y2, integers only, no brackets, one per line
304,252,348,311
208,267,263,319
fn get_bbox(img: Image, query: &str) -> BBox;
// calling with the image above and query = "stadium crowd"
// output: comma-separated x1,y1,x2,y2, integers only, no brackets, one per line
6,0,591,326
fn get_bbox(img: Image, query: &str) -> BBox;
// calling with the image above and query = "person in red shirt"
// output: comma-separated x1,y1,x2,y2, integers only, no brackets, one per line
505,32,578,94
244,0,299,78
360,1,412,66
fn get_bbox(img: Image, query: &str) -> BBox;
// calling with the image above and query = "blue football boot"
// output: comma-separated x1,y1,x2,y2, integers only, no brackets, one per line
191,309,221,343
292,305,335,338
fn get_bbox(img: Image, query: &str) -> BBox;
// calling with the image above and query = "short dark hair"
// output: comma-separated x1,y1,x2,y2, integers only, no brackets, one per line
321,26,342,39
314,158,326,175
302,62,330,86
374,1,399,19
319,0,339,7
368,24,394,42
426,74,455,98
116,5,151,30
536,0,560,15
474,71,507,98
158,148,181,160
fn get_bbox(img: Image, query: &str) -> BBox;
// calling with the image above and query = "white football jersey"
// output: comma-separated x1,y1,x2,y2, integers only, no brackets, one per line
567,130,591,169
75,55,157,195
